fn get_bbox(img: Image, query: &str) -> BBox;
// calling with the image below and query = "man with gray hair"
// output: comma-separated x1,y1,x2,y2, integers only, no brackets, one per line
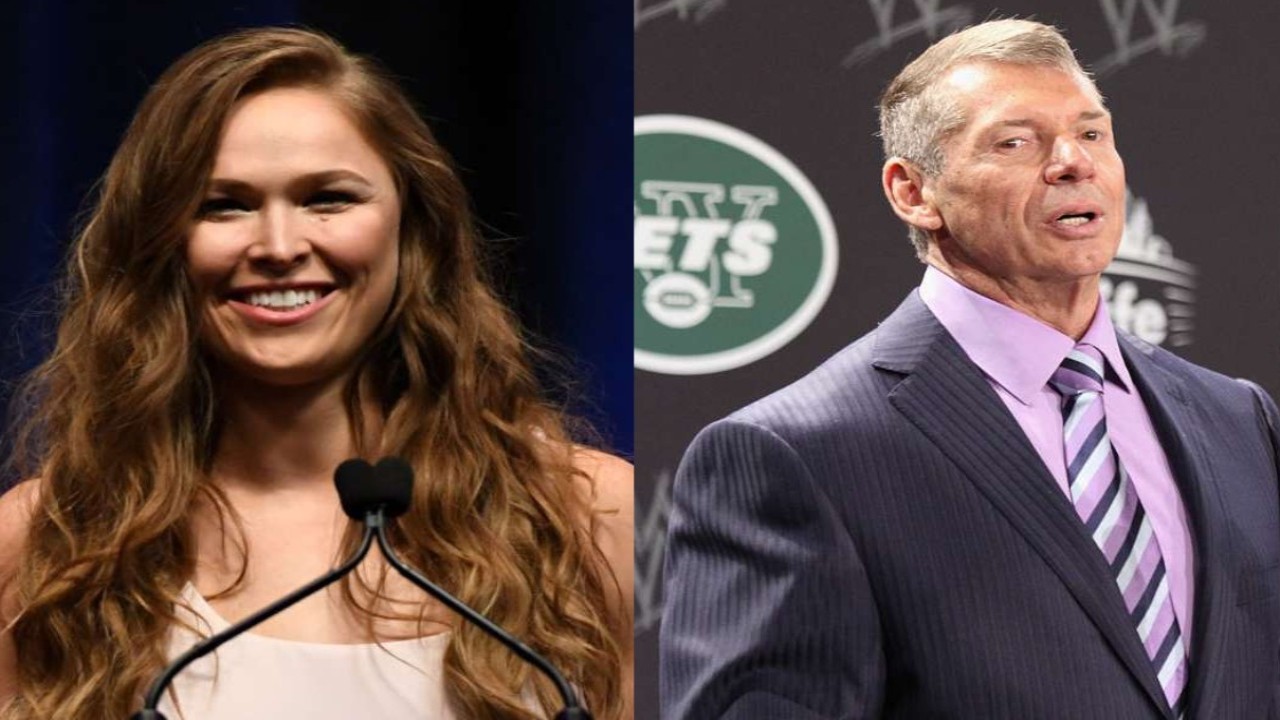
661,19,1280,719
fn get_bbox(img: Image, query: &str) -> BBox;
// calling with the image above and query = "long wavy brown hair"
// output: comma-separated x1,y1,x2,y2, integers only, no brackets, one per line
4,27,625,720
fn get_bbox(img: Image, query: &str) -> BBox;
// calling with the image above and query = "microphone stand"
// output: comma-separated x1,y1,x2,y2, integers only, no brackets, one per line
133,456,594,719
130,524,377,719
372,518,594,720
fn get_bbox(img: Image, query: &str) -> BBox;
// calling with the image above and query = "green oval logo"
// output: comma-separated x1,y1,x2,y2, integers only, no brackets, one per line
634,115,838,375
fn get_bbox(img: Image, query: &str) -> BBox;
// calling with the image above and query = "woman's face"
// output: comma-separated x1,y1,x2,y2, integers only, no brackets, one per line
186,86,401,388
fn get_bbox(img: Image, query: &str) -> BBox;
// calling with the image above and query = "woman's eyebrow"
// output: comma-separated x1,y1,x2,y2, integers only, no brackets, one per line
204,169,375,194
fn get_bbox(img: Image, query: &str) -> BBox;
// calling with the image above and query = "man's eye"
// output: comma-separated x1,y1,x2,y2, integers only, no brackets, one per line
307,191,357,211
197,197,248,218
1082,129,1106,141
997,138,1028,150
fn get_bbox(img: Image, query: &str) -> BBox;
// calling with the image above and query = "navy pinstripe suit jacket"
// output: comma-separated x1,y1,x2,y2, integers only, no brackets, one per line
661,292,1280,719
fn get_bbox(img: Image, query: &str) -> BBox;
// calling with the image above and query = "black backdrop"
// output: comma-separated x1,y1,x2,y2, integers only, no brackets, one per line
635,1,1280,718
0,1,633,490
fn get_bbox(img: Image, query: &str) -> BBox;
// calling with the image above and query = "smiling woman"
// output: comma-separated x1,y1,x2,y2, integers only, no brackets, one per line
0,28,631,720
189,87,403,387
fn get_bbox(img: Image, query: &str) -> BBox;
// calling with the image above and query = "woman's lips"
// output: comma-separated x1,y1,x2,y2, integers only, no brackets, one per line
225,288,338,326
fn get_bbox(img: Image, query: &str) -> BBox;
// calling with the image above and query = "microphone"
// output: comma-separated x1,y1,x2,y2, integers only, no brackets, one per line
362,457,594,720
335,455,412,523
131,459,387,719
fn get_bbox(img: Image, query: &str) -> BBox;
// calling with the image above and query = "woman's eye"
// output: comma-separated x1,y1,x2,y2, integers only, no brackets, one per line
196,197,248,218
307,191,357,211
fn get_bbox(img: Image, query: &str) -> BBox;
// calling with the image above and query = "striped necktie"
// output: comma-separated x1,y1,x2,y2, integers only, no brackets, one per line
1050,345,1188,716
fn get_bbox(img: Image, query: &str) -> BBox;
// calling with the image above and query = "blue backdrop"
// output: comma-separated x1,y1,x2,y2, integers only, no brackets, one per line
0,1,633,489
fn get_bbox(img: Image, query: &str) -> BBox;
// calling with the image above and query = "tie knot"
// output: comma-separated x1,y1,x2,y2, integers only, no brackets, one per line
1050,344,1106,396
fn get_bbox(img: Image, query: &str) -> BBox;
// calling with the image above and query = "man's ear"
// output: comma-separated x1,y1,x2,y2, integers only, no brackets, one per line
882,158,943,234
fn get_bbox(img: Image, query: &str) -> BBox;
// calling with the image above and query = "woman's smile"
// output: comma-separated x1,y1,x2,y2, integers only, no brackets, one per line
224,283,339,326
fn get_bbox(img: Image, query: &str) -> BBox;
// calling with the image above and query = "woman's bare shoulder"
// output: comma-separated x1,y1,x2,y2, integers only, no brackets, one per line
568,448,632,585
569,448,634,715
571,448,633,514
0,479,40,574
0,479,40,602
571,449,633,558
566,446,633,589
0,479,40,702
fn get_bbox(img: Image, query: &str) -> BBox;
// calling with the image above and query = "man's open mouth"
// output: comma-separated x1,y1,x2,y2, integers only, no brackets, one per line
1054,211,1097,227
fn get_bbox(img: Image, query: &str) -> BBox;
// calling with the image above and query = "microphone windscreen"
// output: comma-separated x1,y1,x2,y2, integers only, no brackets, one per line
373,457,415,519
334,458,377,520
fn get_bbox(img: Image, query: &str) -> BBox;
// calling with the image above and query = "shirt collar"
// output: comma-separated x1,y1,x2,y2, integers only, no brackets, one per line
919,265,1133,405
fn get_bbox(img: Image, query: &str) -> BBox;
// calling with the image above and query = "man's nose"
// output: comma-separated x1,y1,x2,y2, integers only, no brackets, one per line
247,204,310,271
1044,137,1096,184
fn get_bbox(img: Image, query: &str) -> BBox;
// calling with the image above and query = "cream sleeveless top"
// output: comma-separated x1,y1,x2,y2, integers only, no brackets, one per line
159,584,458,720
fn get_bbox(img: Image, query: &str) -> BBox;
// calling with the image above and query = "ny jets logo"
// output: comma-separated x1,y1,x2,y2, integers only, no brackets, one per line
636,181,779,329
634,116,837,376
843,0,973,67
1093,0,1206,74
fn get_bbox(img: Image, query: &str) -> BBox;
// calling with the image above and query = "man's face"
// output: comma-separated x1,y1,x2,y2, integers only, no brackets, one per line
921,62,1126,289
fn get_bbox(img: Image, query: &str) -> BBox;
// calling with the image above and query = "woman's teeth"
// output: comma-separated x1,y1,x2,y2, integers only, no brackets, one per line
247,289,321,310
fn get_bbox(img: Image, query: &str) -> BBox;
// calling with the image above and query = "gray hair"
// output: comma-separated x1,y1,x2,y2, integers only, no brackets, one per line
877,19,1097,257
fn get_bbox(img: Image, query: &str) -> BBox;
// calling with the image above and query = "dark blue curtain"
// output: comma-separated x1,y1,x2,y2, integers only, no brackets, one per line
1,2,632,489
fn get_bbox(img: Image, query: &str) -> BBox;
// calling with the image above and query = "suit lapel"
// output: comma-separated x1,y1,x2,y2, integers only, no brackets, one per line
873,294,1172,717
1119,340,1231,719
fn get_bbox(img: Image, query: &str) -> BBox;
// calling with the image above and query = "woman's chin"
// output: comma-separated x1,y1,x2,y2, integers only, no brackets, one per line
215,354,352,390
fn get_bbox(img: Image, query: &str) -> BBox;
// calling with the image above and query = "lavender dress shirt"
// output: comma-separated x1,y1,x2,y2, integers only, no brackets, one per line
920,265,1195,647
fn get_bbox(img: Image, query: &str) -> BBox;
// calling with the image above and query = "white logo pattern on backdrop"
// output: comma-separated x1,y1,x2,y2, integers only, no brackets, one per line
843,0,974,67
634,0,729,31
635,471,673,635
1102,189,1197,348
1093,0,1206,74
